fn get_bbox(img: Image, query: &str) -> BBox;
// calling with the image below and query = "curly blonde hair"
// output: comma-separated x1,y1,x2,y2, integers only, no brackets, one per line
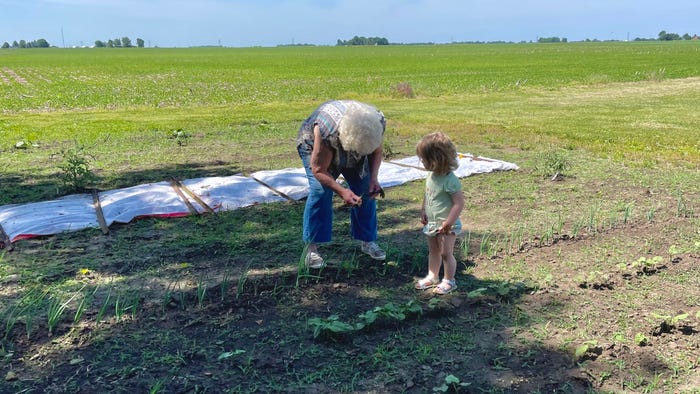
338,101,384,155
416,132,458,175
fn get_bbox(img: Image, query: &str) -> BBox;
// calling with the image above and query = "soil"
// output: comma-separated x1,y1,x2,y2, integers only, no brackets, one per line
1,185,699,393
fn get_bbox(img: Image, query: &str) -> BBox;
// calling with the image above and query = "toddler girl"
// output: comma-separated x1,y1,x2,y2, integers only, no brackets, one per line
414,132,465,295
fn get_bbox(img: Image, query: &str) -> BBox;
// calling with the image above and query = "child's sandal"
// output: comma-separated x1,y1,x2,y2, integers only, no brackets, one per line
415,277,439,290
433,279,457,295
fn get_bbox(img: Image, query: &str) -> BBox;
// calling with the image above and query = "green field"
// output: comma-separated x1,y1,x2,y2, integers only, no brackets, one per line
1,42,700,393
1,42,699,204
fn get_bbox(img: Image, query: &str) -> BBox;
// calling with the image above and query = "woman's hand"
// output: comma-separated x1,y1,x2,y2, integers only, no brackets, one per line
340,188,362,206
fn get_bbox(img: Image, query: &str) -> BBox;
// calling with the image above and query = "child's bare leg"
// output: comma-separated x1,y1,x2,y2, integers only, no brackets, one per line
441,234,457,281
427,235,443,280
431,234,458,294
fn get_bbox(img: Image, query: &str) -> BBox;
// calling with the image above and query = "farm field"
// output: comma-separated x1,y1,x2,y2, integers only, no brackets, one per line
1,42,700,393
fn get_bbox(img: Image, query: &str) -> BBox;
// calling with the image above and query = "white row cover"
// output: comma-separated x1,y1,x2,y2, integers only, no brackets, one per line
0,154,517,246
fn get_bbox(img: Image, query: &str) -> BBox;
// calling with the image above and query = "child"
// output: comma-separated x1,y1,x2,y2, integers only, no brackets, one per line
414,132,465,295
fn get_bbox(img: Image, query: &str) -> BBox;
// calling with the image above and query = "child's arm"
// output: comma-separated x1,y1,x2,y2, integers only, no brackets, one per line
439,191,465,234
420,197,428,225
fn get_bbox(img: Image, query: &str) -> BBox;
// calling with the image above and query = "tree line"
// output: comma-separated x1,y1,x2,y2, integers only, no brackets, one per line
1,36,145,49
94,37,145,48
336,36,389,46
1,39,50,49
538,31,698,43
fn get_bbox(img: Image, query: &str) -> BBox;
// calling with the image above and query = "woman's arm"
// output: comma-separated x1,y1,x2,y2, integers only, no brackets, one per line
367,145,383,197
310,125,362,205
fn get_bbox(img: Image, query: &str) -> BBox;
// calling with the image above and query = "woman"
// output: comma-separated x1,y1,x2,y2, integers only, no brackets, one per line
296,100,387,269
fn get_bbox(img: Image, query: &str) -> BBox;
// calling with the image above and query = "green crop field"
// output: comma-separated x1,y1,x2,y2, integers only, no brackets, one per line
2,42,699,205
1,42,700,393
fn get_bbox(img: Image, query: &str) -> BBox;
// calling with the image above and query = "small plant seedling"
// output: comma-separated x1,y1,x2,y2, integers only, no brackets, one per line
620,256,665,277
217,349,246,361
575,340,601,361
635,332,649,346
432,374,471,392
308,315,356,338
651,312,688,335
578,270,613,290
308,300,423,338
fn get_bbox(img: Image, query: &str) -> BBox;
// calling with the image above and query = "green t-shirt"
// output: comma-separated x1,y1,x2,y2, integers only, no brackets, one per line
423,171,462,236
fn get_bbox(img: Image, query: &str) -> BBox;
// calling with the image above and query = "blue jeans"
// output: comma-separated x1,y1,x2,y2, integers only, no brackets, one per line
297,143,377,244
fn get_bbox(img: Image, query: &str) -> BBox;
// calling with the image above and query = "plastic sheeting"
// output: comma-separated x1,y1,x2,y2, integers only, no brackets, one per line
0,154,518,247
0,194,99,242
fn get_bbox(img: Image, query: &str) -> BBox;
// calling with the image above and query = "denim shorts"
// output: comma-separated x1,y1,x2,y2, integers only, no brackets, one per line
422,218,462,237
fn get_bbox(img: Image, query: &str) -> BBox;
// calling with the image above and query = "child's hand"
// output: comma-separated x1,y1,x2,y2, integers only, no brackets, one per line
438,222,453,234
420,212,428,225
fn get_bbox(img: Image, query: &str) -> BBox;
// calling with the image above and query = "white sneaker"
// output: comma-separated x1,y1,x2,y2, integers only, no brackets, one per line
360,242,386,260
305,251,325,269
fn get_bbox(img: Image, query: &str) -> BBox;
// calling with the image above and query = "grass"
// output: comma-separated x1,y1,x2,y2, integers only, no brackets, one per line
1,41,700,392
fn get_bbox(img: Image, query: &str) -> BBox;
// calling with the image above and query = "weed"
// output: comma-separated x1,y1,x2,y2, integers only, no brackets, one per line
676,190,694,218
538,149,571,180
196,275,208,308
169,129,192,146
149,380,165,394
58,144,97,192
392,82,415,98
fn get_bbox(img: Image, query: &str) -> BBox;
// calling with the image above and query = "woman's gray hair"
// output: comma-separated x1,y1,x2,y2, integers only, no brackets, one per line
338,101,384,155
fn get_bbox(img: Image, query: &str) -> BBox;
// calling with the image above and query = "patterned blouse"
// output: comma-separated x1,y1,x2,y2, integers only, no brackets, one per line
296,100,386,171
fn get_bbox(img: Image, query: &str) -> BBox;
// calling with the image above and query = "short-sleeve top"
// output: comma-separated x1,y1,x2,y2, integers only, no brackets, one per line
296,100,386,170
423,171,462,230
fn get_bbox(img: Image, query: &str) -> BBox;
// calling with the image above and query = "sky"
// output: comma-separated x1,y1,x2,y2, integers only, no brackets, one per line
1,0,698,48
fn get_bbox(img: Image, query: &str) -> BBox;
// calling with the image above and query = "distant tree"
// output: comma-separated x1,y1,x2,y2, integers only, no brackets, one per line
136,38,144,48
336,36,389,45
12,41,19,48
95,40,106,47
33,39,49,48
537,36,562,43
107,40,114,48
19,39,27,48
658,30,681,40
682,33,692,40
121,37,132,47
113,38,122,47
1,42,8,49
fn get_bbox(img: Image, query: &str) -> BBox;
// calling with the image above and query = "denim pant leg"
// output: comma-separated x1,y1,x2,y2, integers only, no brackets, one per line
342,166,378,242
298,144,334,243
